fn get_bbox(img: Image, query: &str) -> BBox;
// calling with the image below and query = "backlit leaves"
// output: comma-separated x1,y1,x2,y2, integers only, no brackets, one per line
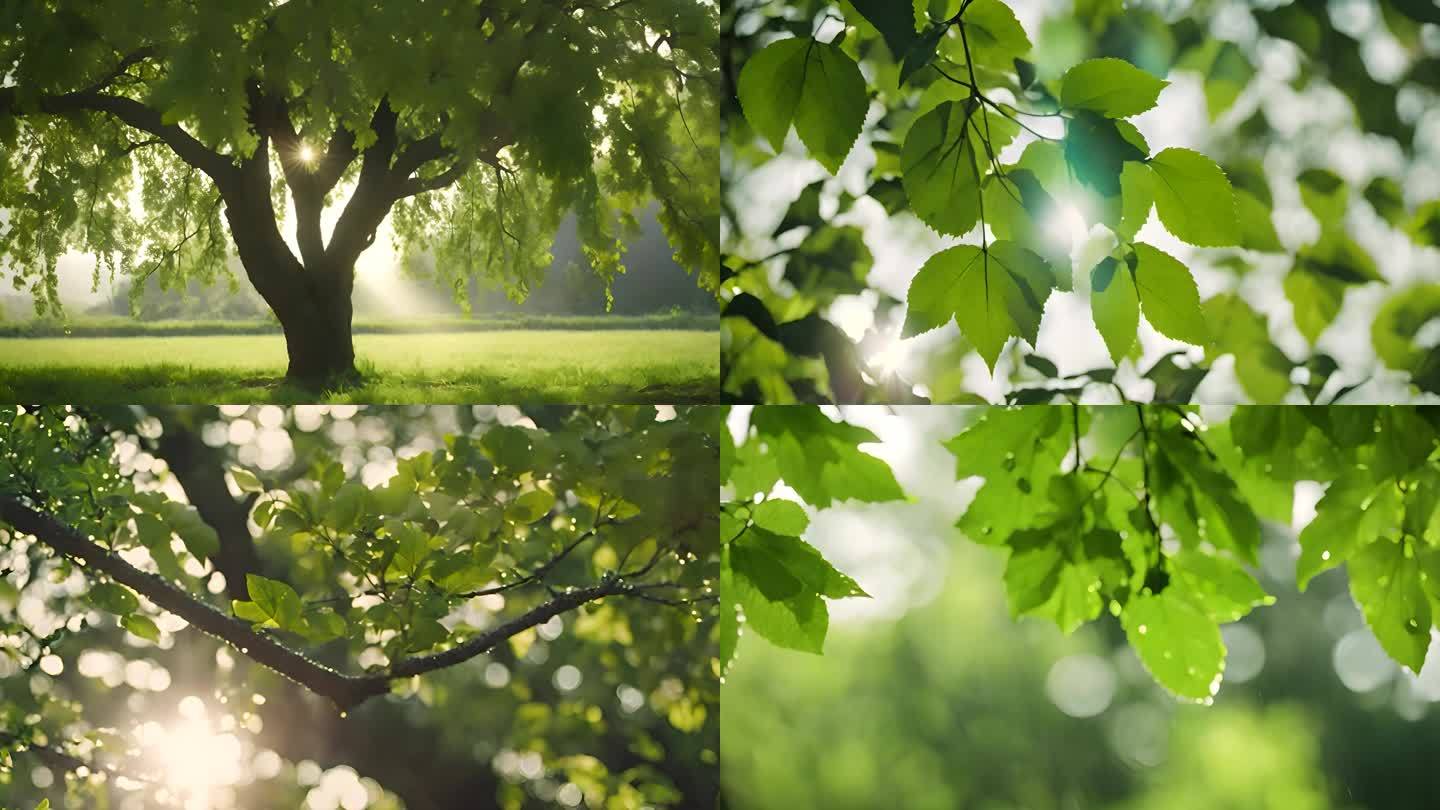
722,407,904,672
1144,148,1240,247
722,0,1436,403
234,574,304,631
1348,537,1432,673
945,406,1273,699
88,582,139,616
1123,591,1225,701
1091,256,1139,363
1131,243,1208,346
738,38,868,173
903,241,1056,371
1060,58,1169,118
901,99,988,235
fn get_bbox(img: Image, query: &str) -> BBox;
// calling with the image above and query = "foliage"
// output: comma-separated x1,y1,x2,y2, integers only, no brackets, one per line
0,0,718,319
725,404,1440,704
721,0,1440,403
0,405,718,808
719,405,904,672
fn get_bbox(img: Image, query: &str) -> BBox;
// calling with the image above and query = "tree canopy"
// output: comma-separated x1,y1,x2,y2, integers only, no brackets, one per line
0,0,720,382
721,0,1440,404
0,404,719,809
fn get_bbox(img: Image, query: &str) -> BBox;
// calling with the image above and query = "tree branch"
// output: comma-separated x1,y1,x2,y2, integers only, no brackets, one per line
387,577,628,679
0,87,237,186
246,85,359,268
0,495,386,711
395,158,473,199
0,497,699,713
150,412,262,601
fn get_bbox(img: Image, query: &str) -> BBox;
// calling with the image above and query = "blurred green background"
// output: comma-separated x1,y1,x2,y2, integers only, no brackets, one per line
721,407,1440,810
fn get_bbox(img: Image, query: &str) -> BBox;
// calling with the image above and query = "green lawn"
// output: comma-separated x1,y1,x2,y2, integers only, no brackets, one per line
0,330,718,403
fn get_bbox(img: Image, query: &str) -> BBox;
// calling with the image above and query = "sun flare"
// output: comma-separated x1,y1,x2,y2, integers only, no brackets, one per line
299,144,316,163
137,697,243,808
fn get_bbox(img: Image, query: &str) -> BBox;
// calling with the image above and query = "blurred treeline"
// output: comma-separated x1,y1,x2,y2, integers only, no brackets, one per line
1,207,717,321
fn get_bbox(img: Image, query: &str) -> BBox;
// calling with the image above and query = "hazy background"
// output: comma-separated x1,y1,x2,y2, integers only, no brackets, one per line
721,405,1440,810
0,206,718,321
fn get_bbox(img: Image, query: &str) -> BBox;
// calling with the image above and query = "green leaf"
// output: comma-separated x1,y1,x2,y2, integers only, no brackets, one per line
1297,473,1401,589
1091,256,1139,363
750,499,810,536
1116,161,1153,241
1131,242,1208,345
159,502,220,563
849,0,924,59
1147,147,1239,247
741,528,868,599
729,541,828,654
230,466,264,494
955,0,1032,66
750,406,905,508
134,512,184,581
1167,551,1273,623
1297,168,1348,226
1235,189,1283,252
1002,536,1064,616
236,574,303,631
737,38,868,173
1407,200,1440,247
121,614,161,642
1179,40,1254,120
388,524,434,579
505,488,556,524
1204,293,1294,402
302,609,347,643
1152,431,1263,563
1122,591,1225,700
1364,176,1406,226
326,481,369,532
900,99,985,235
1348,537,1432,673
898,24,945,86
1064,113,1148,196
88,582,139,616
1284,233,1383,344
1060,57,1169,118
903,241,1056,371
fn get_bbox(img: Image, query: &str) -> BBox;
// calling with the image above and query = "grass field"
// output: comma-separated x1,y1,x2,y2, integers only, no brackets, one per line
0,330,718,403
0,311,717,337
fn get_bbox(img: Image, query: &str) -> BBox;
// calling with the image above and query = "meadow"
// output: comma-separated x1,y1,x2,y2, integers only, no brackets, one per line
0,325,718,403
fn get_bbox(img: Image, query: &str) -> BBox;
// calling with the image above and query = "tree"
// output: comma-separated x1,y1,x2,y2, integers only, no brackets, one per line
721,0,1440,404
0,405,719,809
0,1,720,387
724,404,1440,701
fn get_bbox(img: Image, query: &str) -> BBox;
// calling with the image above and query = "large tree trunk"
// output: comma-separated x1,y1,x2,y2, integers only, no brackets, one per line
275,284,359,388
218,129,369,391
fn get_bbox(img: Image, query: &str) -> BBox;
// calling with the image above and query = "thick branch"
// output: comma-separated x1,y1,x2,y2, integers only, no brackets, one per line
0,497,689,712
247,86,358,268
396,159,473,199
0,495,385,710
0,87,236,185
150,413,262,601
